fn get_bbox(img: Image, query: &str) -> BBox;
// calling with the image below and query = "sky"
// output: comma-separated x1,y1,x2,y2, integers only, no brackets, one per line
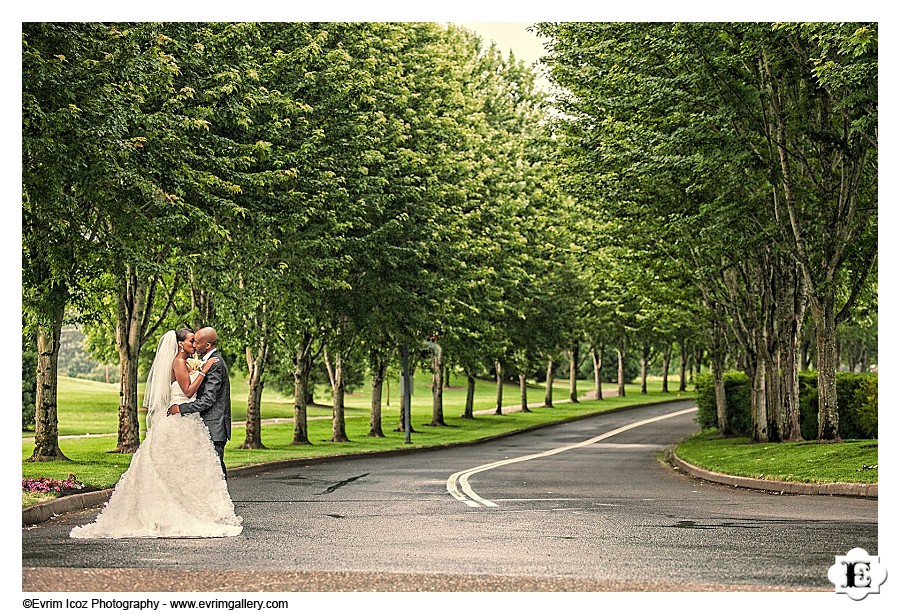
458,22,552,91
459,21,547,66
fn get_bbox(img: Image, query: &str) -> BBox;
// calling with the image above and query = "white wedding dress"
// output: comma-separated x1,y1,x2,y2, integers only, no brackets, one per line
70,372,243,539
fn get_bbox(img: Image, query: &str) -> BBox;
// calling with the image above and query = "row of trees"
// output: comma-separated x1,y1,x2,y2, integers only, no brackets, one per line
535,21,877,442
23,22,877,463
23,22,590,460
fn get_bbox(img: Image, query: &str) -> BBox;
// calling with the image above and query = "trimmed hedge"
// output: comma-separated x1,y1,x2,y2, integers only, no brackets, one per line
695,371,752,436
799,371,878,439
696,370,877,439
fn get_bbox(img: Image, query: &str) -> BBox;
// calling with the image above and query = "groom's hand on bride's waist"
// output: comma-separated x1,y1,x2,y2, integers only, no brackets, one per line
167,404,181,416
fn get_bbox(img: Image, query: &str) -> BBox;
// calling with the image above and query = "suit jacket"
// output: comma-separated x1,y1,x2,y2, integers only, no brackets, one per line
178,351,232,442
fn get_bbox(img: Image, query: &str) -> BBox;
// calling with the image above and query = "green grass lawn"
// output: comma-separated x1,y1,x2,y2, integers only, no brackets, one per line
22,373,616,436
22,374,690,501
675,429,878,484
23,373,877,508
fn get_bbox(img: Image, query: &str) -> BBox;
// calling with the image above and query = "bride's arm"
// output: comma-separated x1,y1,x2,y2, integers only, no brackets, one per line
174,357,219,397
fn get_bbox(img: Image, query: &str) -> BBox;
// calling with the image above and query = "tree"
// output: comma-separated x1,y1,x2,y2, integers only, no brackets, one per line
536,22,876,443
23,23,180,459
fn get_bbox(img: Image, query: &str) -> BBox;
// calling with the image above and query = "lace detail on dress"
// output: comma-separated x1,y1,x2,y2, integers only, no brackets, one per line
70,372,242,539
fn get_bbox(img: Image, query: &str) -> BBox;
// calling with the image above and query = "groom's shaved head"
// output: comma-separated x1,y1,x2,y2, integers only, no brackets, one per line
195,327,219,347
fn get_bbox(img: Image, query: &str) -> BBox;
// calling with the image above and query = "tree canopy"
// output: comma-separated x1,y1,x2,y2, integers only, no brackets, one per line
23,21,877,458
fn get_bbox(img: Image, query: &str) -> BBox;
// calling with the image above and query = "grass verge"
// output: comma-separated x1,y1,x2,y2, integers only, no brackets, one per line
675,429,878,484
23,376,693,505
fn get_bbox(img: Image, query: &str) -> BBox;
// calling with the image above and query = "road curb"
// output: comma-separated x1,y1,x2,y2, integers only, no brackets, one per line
23,489,114,527
21,394,668,526
24,399,874,525
670,453,877,499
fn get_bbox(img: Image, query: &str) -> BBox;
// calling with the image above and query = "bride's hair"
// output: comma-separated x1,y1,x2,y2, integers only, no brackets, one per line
175,327,194,342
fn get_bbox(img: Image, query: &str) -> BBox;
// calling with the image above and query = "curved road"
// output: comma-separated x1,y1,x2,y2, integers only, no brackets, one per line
22,400,877,592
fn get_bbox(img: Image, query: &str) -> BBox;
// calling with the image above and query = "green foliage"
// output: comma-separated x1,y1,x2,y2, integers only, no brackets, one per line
800,372,878,440
699,370,877,440
799,372,819,439
694,372,751,435
591,346,639,383
23,381,691,494
535,21,877,446
854,376,878,439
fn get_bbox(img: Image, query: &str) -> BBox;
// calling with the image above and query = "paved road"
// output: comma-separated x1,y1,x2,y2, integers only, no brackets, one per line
22,400,877,592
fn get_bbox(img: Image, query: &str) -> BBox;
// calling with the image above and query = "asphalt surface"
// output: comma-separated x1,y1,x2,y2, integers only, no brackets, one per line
22,400,877,593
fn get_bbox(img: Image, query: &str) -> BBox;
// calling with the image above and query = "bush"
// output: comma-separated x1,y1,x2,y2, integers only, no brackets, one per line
695,371,752,436
702,369,877,440
799,371,819,440
854,376,878,438
798,371,878,439
837,372,878,439
22,473,84,495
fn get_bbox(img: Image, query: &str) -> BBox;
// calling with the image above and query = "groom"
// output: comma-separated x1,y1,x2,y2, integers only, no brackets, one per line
167,326,232,479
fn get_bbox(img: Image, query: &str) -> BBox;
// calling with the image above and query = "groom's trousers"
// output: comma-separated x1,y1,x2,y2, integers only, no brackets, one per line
213,441,227,480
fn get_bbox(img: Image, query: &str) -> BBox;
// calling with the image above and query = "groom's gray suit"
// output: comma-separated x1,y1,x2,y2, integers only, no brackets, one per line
177,349,232,478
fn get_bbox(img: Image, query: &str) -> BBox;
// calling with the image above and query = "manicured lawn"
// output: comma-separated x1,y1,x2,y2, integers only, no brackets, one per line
26,374,877,509
675,429,878,484
22,374,691,498
22,374,615,436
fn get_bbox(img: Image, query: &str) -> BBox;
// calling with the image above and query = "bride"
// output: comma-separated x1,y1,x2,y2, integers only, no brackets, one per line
70,328,243,539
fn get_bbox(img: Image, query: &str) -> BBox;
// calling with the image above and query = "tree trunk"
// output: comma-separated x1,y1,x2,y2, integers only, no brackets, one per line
368,358,387,437
678,339,687,392
330,349,349,442
399,345,414,441
495,361,504,415
519,373,531,412
800,329,812,372
591,346,603,400
397,352,407,432
544,359,554,407
462,370,476,419
710,346,728,436
783,271,807,442
835,338,842,374
114,267,150,454
429,342,446,426
661,343,671,393
291,344,313,446
116,342,141,452
640,343,649,395
750,351,768,443
568,340,579,402
782,334,803,442
26,297,69,462
396,348,417,434
240,336,269,449
812,298,841,441
617,339,626,398
765,348,784,443
707,309,729,435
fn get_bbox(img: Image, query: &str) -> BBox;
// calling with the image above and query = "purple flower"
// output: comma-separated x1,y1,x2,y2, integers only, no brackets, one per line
22,475,84,494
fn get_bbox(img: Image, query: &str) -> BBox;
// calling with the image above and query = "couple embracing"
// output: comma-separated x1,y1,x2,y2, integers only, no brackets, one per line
71,327,243,539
